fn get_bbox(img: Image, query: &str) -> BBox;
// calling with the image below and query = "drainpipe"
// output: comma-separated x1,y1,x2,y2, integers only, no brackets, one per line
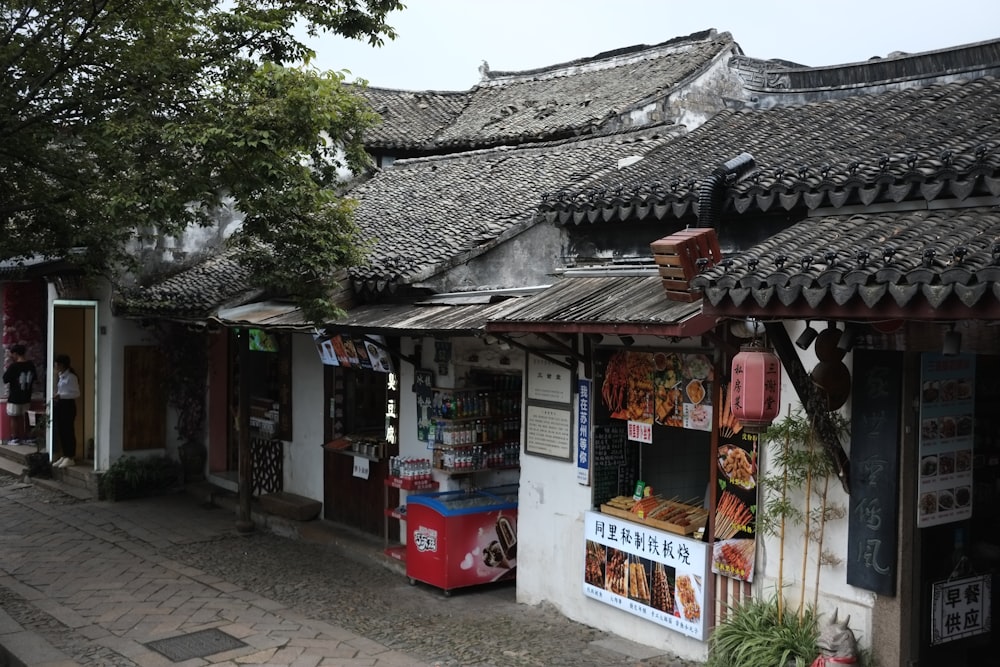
696,152,755,228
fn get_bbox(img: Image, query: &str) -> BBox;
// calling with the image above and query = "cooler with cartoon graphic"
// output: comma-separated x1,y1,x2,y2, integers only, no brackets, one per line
405,484,518,593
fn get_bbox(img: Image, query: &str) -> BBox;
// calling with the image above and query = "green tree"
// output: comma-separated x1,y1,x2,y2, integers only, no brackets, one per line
1,0,404,322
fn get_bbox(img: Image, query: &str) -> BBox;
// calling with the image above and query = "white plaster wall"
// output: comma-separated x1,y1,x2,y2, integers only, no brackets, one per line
513,338,709,663
753,321,877,650
281,332,326,501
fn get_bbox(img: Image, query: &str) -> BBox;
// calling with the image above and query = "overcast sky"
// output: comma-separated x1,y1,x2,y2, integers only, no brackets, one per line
304,0,1000,90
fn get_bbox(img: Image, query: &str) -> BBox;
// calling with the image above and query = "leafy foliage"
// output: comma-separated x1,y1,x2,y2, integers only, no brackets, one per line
1,0,403,322
707,594,818,667
99,455,181,501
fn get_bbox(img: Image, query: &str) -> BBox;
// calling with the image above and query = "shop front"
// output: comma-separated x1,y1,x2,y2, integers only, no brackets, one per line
583,344,756,646
309,295,530,545
485,273,730,663
317,331,398,536
846,337,999,665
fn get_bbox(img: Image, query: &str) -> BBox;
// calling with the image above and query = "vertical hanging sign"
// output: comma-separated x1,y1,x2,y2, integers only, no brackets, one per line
847,350,901,595
917,353,975,528
577,379,592,485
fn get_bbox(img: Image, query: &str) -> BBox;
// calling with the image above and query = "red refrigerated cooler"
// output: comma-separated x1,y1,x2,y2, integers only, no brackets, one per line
405,484,518,594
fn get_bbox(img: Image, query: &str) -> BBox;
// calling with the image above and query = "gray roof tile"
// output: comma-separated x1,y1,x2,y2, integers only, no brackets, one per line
358,87,470,150
359,30,731,151
437,33,731,149
691,207,1000,318
115,249,261,319
543,77,1000,221
348,128,682,293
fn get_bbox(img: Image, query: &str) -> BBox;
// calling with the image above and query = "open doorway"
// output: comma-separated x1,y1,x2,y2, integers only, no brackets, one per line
50,301,98,467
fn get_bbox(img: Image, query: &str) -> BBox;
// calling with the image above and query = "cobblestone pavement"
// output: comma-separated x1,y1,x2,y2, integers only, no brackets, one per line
0,471,703,667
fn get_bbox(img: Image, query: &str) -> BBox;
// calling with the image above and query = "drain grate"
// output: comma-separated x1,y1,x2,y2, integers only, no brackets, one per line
146,628,247,662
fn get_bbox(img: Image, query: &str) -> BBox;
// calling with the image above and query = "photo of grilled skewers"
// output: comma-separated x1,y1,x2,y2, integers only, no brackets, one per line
628,554,651,606
713,539,756,582
715,490,755,540
605,548,629,597
650,562,675,614
674,574,702,622
585,540,606,588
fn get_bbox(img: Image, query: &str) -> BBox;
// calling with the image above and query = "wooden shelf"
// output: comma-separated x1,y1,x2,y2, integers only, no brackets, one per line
385,476,439,491
436,465,520,476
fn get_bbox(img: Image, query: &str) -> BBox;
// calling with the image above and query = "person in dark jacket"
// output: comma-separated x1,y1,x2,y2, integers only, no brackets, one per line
3,344,37,445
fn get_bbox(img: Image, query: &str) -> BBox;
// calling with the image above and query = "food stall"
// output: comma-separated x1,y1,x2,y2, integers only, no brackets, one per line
405,484,518,594
586,347,759,640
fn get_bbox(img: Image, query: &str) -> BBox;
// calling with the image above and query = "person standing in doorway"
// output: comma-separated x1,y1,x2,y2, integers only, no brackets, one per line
53,354,80,468
3,344,37,445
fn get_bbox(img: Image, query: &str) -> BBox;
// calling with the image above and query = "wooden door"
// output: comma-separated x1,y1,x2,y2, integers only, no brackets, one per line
122,346,166,450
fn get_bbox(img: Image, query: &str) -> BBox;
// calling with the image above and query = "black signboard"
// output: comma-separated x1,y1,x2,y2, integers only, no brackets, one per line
591,423,638,506
846,350,902,595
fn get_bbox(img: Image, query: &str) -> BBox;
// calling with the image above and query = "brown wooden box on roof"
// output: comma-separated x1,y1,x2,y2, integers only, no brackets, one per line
651,228,722,302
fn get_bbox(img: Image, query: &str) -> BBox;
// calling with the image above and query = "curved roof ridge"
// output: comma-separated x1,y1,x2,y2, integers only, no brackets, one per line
378,123,681,170
479,29,727,86
731,37,1000,93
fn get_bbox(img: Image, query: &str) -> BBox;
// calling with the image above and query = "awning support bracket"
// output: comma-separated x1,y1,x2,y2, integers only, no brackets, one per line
494,334,575,371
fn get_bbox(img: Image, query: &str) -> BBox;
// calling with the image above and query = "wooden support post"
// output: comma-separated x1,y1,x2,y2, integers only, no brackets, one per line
237,328,254,533
764,322,851,493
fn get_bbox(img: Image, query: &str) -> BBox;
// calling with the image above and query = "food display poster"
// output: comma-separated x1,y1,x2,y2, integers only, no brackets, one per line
583,510,708,640
322,334,394,373
917,353,975,528
712,385,758,582
931,574,991,645
599,350,714,442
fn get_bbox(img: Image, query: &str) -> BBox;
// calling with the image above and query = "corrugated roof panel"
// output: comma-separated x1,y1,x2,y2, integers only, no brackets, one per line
487,276,714,336
213,297,529,336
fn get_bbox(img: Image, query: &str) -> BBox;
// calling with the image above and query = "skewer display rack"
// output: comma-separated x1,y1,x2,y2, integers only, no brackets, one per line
600,495,709,537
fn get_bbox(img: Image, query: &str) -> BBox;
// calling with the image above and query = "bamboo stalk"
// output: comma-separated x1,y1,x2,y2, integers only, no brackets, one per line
778,425,789,625
799,429,814,625
814,473,830,611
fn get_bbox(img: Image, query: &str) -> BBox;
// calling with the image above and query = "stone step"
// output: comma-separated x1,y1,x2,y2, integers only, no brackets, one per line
0,441,100,500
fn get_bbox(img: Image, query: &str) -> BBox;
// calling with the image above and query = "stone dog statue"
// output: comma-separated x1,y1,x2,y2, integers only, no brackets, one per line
810,609,859,666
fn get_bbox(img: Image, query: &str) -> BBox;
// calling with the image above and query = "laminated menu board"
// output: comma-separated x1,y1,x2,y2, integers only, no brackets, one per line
917,353,975,528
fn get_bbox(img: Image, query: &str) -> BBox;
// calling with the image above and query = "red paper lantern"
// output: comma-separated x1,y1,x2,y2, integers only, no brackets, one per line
730,344,782,434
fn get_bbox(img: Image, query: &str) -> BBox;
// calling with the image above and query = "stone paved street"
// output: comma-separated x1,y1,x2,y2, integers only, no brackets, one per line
0,469,703,667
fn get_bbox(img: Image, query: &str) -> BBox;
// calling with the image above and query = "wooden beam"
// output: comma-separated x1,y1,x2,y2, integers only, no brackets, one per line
764,322,851,493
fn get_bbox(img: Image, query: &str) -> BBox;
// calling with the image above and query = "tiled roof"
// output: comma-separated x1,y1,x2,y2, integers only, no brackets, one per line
114,249,262,320
729,38,1000,94
690,206,1000,320
486,275,714,337
348,127,683,294
435,32,733,149
541,76,1000,223
357,87,470,151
